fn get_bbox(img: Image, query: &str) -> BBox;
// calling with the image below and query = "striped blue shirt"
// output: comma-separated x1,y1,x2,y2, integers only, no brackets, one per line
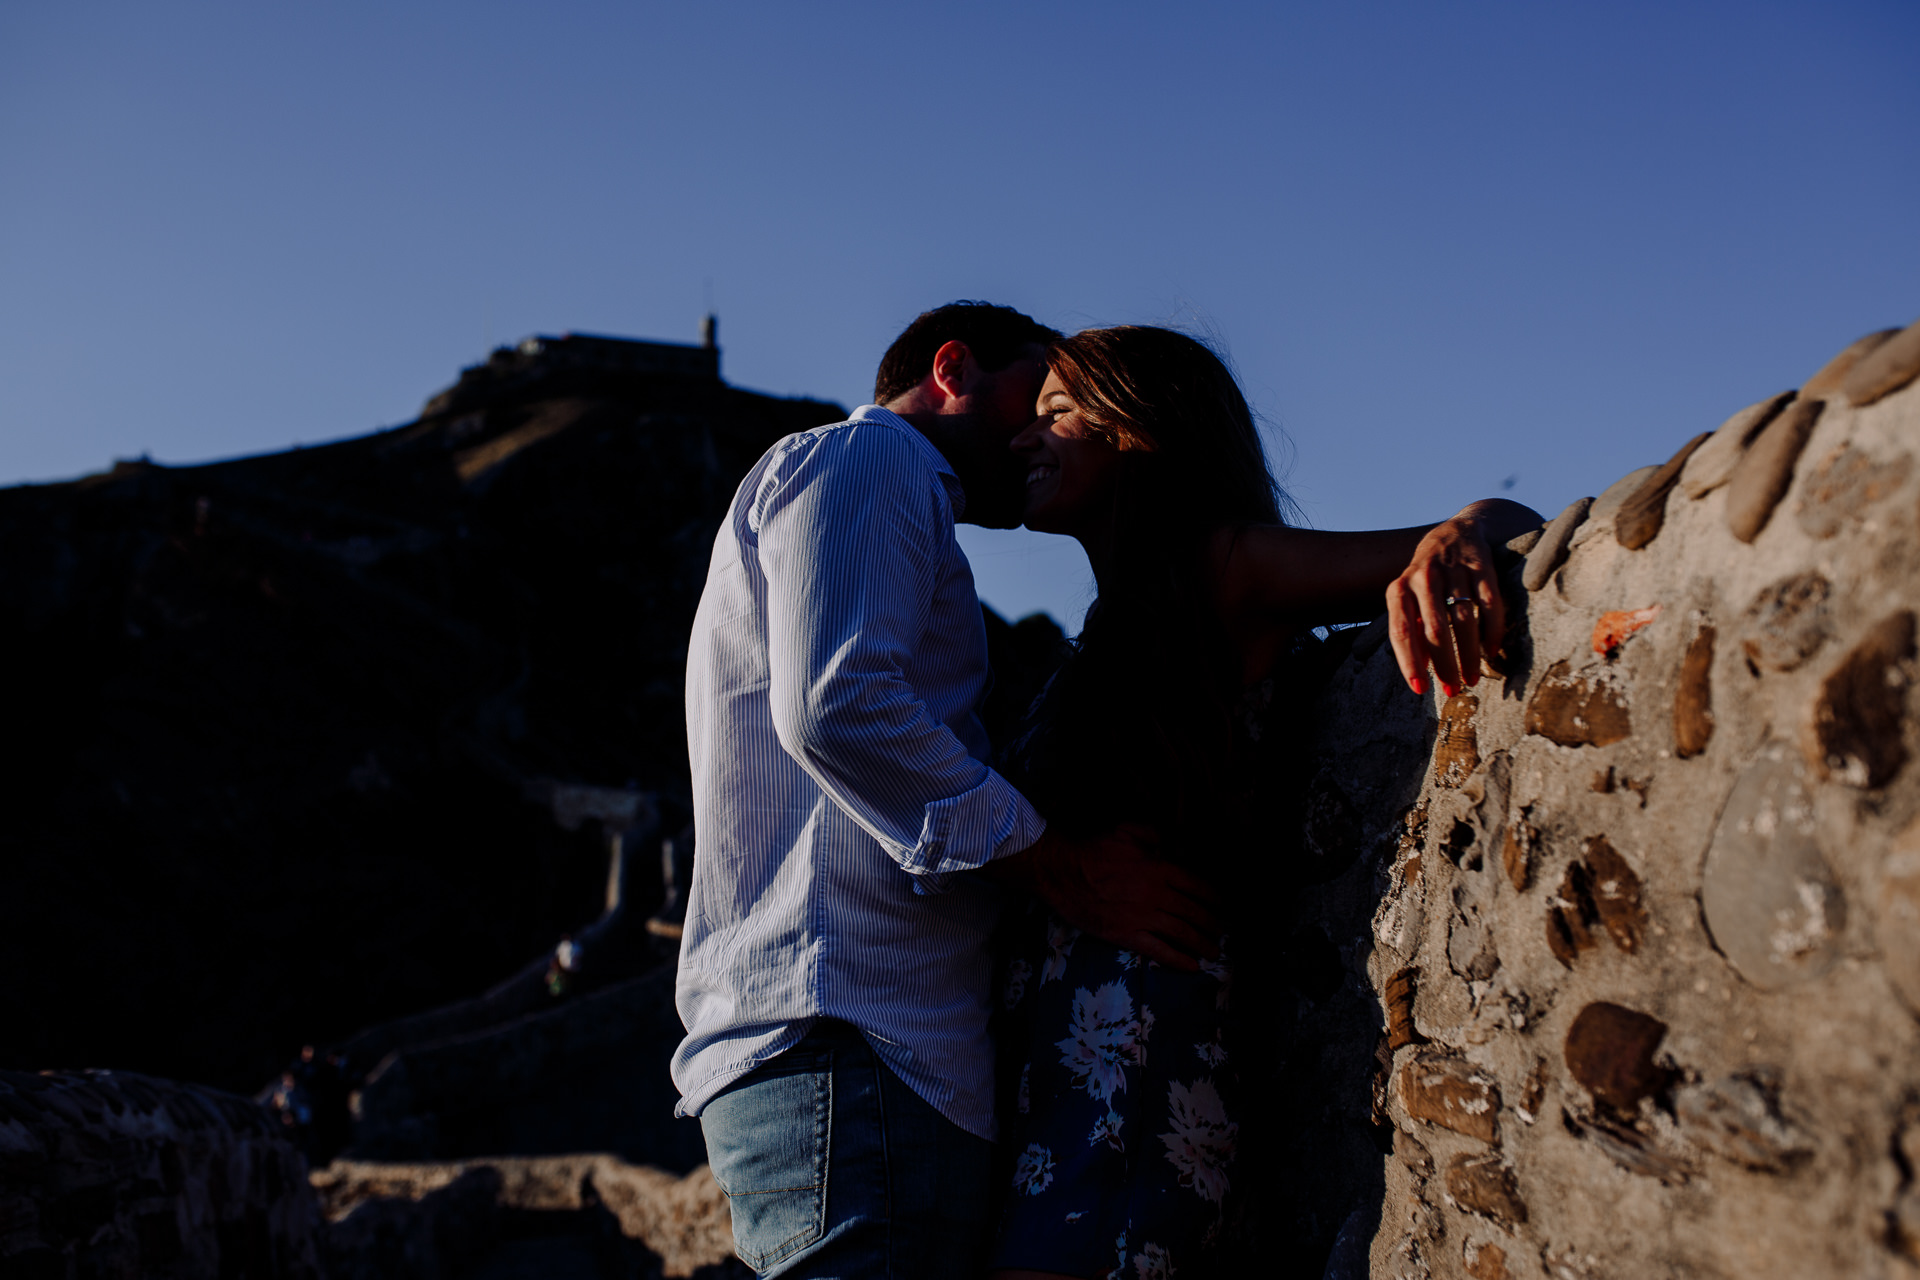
672,405,1048,1141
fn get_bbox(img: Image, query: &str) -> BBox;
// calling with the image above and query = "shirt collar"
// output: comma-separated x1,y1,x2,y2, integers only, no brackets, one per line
849,404,968,519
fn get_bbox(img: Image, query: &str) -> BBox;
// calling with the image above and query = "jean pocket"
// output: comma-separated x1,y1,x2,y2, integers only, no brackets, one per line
703,1050,832,1271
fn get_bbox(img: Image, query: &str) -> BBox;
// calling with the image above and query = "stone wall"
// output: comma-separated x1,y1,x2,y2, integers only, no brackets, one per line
1304,317,1920,1277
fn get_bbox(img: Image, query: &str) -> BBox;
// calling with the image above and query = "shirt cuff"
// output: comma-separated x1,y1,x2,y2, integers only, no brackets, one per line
901,770,1047,894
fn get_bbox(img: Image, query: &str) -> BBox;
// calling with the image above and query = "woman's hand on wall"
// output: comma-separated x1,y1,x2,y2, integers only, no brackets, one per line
1386,499,1542,698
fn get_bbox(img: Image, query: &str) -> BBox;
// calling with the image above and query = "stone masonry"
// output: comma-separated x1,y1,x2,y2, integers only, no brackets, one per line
1305,316,1920,1278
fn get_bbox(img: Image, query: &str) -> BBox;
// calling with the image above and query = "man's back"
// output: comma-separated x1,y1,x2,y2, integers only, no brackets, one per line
674,406,1043,1142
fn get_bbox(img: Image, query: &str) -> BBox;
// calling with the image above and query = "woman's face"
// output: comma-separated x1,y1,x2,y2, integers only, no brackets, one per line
1012,370,1131,536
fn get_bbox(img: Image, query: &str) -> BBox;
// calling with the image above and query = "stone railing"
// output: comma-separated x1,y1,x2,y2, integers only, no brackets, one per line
1289,316,1920,1278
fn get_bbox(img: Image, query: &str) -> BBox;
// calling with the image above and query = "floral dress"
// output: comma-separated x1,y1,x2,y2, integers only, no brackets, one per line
985,605,1329,1279
989,902,1239,1279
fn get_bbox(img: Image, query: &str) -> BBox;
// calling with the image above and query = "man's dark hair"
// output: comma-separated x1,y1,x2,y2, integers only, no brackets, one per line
873,301,1061,405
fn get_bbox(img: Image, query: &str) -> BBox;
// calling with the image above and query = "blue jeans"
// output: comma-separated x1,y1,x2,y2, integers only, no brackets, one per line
699,1019,994,1279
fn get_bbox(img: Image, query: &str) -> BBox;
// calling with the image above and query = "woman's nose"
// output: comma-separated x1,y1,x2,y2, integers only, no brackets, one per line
1010,417,1046,452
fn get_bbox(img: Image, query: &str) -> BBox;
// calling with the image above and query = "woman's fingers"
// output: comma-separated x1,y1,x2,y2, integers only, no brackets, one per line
1476,565,1507,665
1386,577,1430,695
1414,562,1465,694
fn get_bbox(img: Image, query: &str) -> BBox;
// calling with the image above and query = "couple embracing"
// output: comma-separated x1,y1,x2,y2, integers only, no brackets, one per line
671,302,1539,1279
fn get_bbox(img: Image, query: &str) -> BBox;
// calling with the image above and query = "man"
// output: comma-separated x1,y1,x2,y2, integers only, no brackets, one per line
673,302,1219,1278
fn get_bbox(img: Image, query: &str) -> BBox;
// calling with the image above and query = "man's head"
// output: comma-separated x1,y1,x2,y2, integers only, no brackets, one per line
877,301,1060,529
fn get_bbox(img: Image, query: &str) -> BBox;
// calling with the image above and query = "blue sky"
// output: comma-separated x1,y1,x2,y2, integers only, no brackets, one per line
4,1,1916,626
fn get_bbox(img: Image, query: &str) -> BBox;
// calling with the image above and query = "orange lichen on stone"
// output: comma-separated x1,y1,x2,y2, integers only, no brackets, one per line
1592,606,1661,657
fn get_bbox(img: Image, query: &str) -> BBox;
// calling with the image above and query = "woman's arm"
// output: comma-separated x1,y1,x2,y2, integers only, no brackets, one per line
1214,498,1543,695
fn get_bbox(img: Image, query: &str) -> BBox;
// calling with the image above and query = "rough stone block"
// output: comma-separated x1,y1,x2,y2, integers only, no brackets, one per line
1584,466,1661,540
1840,315,1920,406
1501,813,1537,893
1444,1153,1528,1229
1727,397,1825,542
1546,860,1600,969
1463,1237,1511,1278
1802,327,1902,398
1681,391,1795,499
1385,966,1427,1050
1433,693,1482,789
1563,1002,1669,1112
1701,747,1847,987
1584,837,1646,954
1673,623,1715,758
1740,572,1833,672
1400,1051,1501,1143
1616,433,1710,550
1803,610,1914,788
1524,661,1632,747
1795,443,1913,540
1523,497,1592,591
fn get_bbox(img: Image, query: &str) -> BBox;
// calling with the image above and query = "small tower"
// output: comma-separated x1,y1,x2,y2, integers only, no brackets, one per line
700,313,718,350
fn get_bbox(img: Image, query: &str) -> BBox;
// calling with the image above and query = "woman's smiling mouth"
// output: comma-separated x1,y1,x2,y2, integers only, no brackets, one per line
1026,464,1057,486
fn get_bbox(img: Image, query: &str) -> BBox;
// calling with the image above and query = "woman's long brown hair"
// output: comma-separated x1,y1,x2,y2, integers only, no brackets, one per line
1005,327,1301,886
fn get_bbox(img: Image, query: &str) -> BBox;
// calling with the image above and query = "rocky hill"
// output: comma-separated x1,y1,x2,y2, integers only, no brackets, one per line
0,332,1062,1096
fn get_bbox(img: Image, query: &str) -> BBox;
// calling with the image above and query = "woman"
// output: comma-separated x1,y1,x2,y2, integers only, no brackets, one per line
987,326,1538,1280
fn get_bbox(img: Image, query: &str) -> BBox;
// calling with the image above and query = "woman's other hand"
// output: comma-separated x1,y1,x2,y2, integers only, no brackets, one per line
991,824,1222,971
1386,499,1542,698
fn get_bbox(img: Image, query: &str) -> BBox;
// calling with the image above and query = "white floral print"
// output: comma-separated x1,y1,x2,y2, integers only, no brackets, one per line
1055,981,1152,1103
1004,958,1033,1010
1088,1108,1126,1153
1194,1035,1227,1068
1132,1243,1174,1279
1012,1143,1055,1196
1159,1078,1237,1204
1197,951,1232,1010
1043,917,1081,984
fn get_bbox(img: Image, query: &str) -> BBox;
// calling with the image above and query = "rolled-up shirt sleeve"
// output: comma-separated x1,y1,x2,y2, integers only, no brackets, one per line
752,425,1044,884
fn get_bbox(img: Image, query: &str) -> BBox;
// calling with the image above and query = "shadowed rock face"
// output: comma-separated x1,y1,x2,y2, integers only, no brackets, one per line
0,347,853,1092
0,1069,323,1277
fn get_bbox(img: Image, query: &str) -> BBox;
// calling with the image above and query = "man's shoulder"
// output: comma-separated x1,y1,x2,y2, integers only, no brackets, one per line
751,410,950,506
765,408,938,470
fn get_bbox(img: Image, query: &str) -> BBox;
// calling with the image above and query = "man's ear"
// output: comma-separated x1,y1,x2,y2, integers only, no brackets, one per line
929,340,974,404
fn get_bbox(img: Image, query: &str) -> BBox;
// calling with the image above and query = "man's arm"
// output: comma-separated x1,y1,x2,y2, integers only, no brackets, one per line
757,426,1044,880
